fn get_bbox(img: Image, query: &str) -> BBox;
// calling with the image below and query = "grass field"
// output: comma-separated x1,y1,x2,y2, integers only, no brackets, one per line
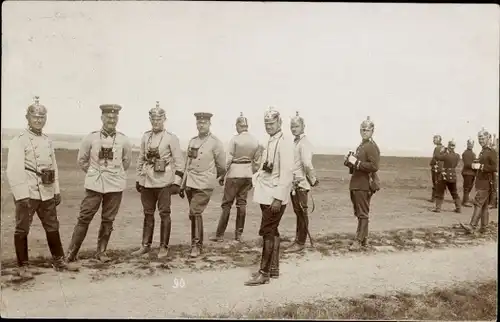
1,147,488,261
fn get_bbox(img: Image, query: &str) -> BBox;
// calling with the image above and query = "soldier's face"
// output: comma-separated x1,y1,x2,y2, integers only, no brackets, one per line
236,123,247,134
467,142,474,149
290,121,304,137
150,116,165,131
360,126,373,140
26,114,47,131
197,120,210,134
265,121,280,136
101,113,118,131
433,137,440,145
478,134,489,147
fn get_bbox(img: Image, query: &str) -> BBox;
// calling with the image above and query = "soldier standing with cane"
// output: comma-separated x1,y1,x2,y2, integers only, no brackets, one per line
211,112,261,242
6,96,79,279
285,112,319,253
180,112,226,258
344,116,380,251
461,128,497,234
132,101,185,259
245,107,293,286
66,104,133,262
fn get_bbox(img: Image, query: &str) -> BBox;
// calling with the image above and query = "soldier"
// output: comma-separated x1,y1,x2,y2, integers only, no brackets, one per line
488,135,498,209
343,116,381,251
461,128,497,234
244,107,293,286
210,112,261,242
432,140,461,213
66,104,133,262
6,96,78,279
285,112,319,253
461,138,476,207
429,135,444,202
180,112,226,258
131,101,185,259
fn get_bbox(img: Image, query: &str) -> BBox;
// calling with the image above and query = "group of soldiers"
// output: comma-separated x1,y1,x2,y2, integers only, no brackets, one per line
5,96,495,287
428,133,498,233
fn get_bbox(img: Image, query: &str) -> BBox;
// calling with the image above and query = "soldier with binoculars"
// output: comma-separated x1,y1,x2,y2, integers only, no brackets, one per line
431,140,461,213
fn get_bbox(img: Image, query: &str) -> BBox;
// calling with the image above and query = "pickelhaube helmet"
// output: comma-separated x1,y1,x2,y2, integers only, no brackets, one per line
478,127,489,137
467,137,474,146
149,101,166,118
433,134,442,143
236,112,248,126
360,116,374,130
264,106,280,124
27,96,47,117
291,111,304,125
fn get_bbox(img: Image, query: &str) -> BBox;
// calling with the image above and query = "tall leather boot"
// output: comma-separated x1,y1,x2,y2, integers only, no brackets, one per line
349,219,363,251
211,208,230,242
14,235,33,279
462,190,472,207
131,216,154,256
46,231,79,271
359,218,369,247
454,198,462,213
432,199,443,213
95,224,113,262
190,216,201,258
234,207,246,241
245,236,273,286
479,208,489,233
157,217,171,259
461,205,482,234
286,212,306,253
66,224,89,262
270,236,280,278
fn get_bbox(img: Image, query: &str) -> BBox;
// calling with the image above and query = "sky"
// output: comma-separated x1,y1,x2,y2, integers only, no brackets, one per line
2,2,499,156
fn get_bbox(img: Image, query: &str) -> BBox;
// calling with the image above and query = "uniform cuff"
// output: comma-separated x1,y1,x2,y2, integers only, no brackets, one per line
174,175,182,186
11,185,30,201
54,181,61,195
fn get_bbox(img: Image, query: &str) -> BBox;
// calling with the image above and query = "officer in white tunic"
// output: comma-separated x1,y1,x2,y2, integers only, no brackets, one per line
66,104,133,262
245,107,293,286
6,96,78,279
132,101,185,259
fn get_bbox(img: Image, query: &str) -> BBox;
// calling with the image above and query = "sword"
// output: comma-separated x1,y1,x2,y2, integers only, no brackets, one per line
292,174,314,247
179,151,193,199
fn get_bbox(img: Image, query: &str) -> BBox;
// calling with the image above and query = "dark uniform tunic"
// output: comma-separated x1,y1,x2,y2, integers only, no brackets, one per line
434,149,460,201
461,148,476,202
430,144,444,199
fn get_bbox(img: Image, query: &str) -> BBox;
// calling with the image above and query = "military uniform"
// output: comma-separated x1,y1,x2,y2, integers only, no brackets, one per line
245,108,294,286
461,145,476,207
182,112,226,257
489,143,498,209
433,144,461,213
6,97,78,278
286,112,319,253
346,137,380,249
66,104,133,262
430,142,444,202
132,102,185,258
212,113,261,242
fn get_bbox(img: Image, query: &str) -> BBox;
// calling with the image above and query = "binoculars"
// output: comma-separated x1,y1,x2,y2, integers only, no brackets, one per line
262,161,274,173
187,147,199,159
146,148,160,161
153,159,167,172
98,147,114,160
40,168,55,185
344,151,354,174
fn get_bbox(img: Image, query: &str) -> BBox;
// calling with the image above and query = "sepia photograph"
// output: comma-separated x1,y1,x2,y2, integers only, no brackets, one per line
1,1,498,319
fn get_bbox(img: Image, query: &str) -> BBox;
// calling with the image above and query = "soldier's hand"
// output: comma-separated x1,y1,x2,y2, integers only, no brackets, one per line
312,179,319,187
136,181,144,193
270,199,282,214
16,198,31,209
170,184,181,195
347,154,357,165
179,189,185,199
54,194,61,206
218,177,225,186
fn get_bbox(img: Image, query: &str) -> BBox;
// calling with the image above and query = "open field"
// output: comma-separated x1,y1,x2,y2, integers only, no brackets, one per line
1,148,490,260
1,148,497,318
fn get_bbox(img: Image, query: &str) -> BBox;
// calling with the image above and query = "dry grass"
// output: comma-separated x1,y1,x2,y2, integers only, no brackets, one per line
1,148,497,262
194,280,497,320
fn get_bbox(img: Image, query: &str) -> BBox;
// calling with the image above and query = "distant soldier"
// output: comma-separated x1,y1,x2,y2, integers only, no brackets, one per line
343,116,381,251
131,101,185,259
6,96,78,279
210,112,261,242
461,138,476,207
429,135,444,202
432,140,461,213
285,112,319,253
461,128,498,234
66,104,133,262
488,135,498,209
180,112,226,258
245,107,293,286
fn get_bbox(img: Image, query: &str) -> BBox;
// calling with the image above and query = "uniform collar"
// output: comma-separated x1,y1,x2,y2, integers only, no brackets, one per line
27,127,43,136
294,133,305,143
198,132,211,139
269,130,282,140
101,128,116,138
151,128,164,134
